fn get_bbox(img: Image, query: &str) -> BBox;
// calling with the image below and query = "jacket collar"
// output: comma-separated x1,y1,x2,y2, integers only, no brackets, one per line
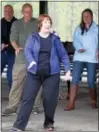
31,32,60,43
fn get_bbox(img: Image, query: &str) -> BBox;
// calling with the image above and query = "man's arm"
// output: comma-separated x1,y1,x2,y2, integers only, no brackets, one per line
10,21,23,55
1,19,8,50
11,41,19,50
10,21,19,50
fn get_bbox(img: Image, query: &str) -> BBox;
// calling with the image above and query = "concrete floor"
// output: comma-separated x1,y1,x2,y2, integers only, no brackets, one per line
1,78,98,132
1,88,98,132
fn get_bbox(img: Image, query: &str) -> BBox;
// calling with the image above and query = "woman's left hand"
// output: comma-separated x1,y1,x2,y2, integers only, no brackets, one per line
65,70,71,81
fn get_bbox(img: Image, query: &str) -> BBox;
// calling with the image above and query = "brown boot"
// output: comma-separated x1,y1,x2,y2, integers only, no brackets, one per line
64,84,78,111
89,88,97,108
66,81,70,100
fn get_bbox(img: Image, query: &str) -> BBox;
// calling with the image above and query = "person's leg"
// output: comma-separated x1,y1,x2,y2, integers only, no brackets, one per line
66,80,70,100
12,72,41,131
33,87,43,114
7,53,15,91
42,74,60,130
86,62,97,108
2,64,26,116
64,61,84,111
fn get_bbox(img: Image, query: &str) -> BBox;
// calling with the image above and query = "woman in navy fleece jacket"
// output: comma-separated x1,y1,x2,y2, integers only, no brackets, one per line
11,14,70,132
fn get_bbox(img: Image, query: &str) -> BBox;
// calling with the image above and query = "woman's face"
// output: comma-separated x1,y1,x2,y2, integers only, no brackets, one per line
40,18,51,33
83,11,92,25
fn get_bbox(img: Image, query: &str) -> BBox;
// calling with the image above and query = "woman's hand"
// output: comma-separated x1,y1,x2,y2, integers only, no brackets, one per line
28,61,36,70
78,49,85,53
64,70,71,81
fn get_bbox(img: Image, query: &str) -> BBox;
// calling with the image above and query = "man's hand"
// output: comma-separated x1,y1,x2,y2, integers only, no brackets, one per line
15,47,23,56
1,44,8,51
78,49,85,53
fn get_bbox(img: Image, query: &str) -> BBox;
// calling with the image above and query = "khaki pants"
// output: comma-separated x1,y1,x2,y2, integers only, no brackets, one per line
6,63,42,110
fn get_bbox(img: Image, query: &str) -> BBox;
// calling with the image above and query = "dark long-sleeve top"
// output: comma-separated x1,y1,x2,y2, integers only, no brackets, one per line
1,17,17,53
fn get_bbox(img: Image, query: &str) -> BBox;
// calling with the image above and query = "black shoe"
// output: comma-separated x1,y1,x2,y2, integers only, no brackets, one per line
44,123,54,131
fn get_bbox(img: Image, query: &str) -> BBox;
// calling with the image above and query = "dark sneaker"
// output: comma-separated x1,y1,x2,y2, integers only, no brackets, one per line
2,108,17,116
44,123,54,131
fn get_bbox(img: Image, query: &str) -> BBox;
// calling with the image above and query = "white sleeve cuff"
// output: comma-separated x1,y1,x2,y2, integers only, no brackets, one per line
28,61,36,70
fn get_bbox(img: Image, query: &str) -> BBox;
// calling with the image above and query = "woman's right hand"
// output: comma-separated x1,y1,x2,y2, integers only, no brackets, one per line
28,61,36,70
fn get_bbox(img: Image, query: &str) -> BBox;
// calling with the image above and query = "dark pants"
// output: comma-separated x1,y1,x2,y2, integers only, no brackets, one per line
13,72,60,130
1,50,15,90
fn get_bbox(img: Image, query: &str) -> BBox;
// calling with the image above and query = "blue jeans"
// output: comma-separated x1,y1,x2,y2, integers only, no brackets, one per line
1,50,15,90
72,61,97,88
